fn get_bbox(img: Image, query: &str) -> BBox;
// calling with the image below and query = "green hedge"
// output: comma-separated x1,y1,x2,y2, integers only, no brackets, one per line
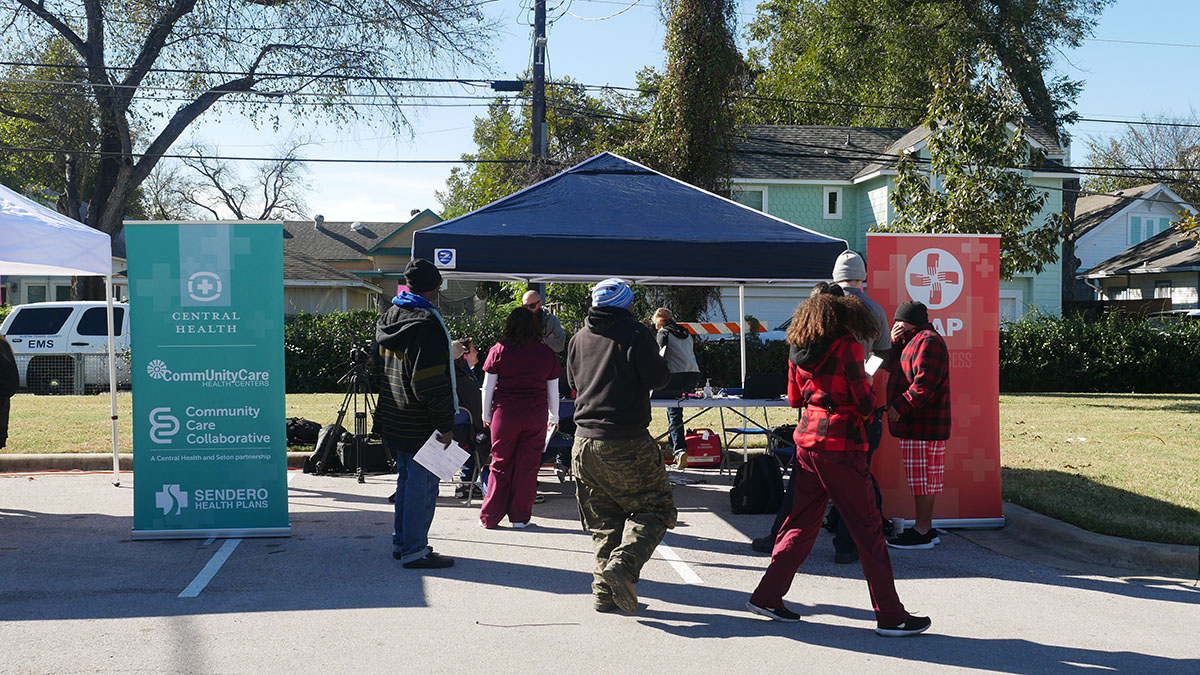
288,310,1200,394
284,310,509,393
1000,314,1200,393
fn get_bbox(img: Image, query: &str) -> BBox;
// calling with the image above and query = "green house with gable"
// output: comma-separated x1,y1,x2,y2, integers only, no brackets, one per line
726,123,1073,329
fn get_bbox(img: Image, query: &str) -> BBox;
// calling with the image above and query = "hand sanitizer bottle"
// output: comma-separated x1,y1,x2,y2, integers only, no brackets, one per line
703,379,713,398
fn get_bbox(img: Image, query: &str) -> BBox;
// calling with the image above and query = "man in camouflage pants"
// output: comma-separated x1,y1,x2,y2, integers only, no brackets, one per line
566,279,673,614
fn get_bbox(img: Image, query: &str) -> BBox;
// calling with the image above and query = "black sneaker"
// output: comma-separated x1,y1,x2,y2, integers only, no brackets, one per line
745,600,801,623
401,552,455,569
887,528,936,550
876,615,932,637
750,536,774,554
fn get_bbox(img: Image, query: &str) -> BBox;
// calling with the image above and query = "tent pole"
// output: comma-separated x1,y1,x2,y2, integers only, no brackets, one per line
739,284,748,465
106,276,120,486
738,284,746,387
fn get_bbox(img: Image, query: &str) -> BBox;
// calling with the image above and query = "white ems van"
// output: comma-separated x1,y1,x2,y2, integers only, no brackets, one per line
1,301,131,394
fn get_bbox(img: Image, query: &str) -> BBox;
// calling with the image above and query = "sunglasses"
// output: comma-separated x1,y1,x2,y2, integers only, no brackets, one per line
524,301,542,309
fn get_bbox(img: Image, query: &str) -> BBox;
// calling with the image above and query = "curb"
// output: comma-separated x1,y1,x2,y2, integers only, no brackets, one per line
0,452,310,472
958,502,1199,580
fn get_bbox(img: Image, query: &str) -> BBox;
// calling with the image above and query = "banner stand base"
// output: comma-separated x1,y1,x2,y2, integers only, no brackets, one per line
132,526,291,540
891,517,1006,531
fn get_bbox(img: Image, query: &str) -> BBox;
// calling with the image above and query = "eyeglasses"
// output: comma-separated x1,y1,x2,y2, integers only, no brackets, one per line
524,302,541,309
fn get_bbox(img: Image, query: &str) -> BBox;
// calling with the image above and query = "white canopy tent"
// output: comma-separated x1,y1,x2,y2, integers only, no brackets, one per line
0,183,120,484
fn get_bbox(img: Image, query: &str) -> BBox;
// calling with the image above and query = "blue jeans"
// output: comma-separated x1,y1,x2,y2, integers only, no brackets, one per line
391,441,440,564
653,372,700,451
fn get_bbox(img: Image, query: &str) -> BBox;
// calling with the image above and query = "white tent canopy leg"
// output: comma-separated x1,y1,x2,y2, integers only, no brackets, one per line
106,276,120,486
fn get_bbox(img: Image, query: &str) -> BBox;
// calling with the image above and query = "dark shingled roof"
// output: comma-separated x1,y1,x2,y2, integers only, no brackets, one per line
1083,227,1200,277
283,249,377,285
735,126,910,181
1072,183,1164,239
282,220,409,261
735,118,1070,183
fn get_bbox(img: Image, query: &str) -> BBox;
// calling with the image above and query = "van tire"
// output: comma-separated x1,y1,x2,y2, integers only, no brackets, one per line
29,357,74,395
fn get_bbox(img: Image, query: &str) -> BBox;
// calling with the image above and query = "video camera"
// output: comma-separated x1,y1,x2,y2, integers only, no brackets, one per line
348,340,376,367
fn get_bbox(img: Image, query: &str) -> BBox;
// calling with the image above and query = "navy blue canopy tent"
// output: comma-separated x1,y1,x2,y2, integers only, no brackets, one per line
412,152,847,286
413,152,848,385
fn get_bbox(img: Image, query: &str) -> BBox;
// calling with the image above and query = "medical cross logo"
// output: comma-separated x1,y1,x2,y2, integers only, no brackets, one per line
187,271,223,303
155,484,188,515
904,248,964,310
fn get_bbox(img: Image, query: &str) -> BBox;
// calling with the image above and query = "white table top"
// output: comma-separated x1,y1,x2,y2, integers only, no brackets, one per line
650,397,791,408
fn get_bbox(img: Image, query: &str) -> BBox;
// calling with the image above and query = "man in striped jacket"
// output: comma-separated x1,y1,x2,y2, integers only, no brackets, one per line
885,301,951,550
376,258,458,569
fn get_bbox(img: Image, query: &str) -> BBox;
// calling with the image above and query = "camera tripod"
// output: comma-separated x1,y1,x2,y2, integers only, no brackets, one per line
314,357,390,483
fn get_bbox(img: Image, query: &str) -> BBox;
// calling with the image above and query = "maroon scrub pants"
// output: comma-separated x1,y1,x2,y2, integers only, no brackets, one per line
750,446,911,628
479,401,547,528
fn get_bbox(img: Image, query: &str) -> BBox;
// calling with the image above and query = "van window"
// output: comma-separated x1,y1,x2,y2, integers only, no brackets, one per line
76,307,125,336
5,307,74,335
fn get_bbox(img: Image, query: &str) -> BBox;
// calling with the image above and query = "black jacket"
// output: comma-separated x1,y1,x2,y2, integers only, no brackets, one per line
567,306,670,439
0,338,17,448
374,302,456,447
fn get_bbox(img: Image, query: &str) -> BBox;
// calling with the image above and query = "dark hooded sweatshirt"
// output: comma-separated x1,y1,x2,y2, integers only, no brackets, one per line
567,305,671,440
374,300,456,449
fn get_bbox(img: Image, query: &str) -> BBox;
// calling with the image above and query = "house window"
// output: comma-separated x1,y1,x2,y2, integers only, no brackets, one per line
823,187,842,219
55,285,72,301
999,290,1024,323
735,188,766,212
26,284,47,304
1129,216,1142,245
1154,281,1172,299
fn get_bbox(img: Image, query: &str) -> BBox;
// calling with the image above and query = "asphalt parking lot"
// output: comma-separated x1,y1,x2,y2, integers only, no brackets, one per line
1,468,1198,674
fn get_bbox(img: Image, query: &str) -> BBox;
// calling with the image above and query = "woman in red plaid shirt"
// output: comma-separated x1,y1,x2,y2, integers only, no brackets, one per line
747,293,930,637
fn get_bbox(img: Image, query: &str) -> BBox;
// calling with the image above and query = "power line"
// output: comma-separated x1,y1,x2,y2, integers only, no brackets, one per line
0,145,539,165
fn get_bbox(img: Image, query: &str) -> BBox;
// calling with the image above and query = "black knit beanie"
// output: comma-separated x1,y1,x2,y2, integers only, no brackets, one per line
894,300,928,326
404,258,442,294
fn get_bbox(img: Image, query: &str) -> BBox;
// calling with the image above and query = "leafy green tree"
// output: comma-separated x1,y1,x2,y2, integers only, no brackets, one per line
744,0,1113,143
436,78,644,219
0,41,101,217
884,61,1071,280
2,0,494,250
636,0,743,195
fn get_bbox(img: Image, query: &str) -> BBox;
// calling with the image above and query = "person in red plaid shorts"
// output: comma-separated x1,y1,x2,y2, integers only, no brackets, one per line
746,293,931,637
885,301,951,550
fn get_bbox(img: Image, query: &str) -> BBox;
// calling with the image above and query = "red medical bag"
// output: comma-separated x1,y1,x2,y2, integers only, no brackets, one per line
683,428,722,466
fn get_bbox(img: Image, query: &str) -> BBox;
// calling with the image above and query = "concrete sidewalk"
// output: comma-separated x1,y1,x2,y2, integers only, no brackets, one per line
1,468,1198,674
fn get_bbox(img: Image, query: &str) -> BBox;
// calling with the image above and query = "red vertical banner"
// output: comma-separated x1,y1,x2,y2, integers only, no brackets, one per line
867,233,1003,524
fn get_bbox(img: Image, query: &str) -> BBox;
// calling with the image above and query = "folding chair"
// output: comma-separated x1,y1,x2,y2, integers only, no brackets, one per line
451,407,489,506
541,399,576,483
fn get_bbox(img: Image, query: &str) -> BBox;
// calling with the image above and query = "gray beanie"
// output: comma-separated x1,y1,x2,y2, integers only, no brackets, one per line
832,250,867,283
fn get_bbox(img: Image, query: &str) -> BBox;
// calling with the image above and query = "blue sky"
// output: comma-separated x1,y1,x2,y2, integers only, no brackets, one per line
180,0,1200,222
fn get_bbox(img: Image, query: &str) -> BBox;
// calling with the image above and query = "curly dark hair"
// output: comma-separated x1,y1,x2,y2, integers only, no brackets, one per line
501,307,542,347
786,293,878,346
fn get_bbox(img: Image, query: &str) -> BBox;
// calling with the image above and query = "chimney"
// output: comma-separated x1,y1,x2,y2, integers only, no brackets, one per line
313,214,324,230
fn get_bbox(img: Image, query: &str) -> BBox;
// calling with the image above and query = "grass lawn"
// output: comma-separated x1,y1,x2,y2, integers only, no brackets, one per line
5,392,1198,546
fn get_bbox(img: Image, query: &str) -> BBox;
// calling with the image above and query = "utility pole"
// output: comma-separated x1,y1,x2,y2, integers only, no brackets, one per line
531,0,547,159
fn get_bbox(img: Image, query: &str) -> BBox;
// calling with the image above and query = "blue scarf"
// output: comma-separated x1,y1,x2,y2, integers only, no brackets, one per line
393,291,457,410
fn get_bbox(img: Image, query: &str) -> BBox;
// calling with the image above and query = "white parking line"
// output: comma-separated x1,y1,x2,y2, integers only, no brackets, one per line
179,539,241,598
655,544,703,584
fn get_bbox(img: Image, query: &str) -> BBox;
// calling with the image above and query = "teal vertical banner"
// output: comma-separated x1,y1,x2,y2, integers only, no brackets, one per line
127,222,289,539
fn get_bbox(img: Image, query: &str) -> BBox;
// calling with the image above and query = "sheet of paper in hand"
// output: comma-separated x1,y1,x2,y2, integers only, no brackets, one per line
413,432,471,481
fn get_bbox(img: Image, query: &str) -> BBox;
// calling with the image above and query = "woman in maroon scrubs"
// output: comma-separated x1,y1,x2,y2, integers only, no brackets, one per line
479,308,562,528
